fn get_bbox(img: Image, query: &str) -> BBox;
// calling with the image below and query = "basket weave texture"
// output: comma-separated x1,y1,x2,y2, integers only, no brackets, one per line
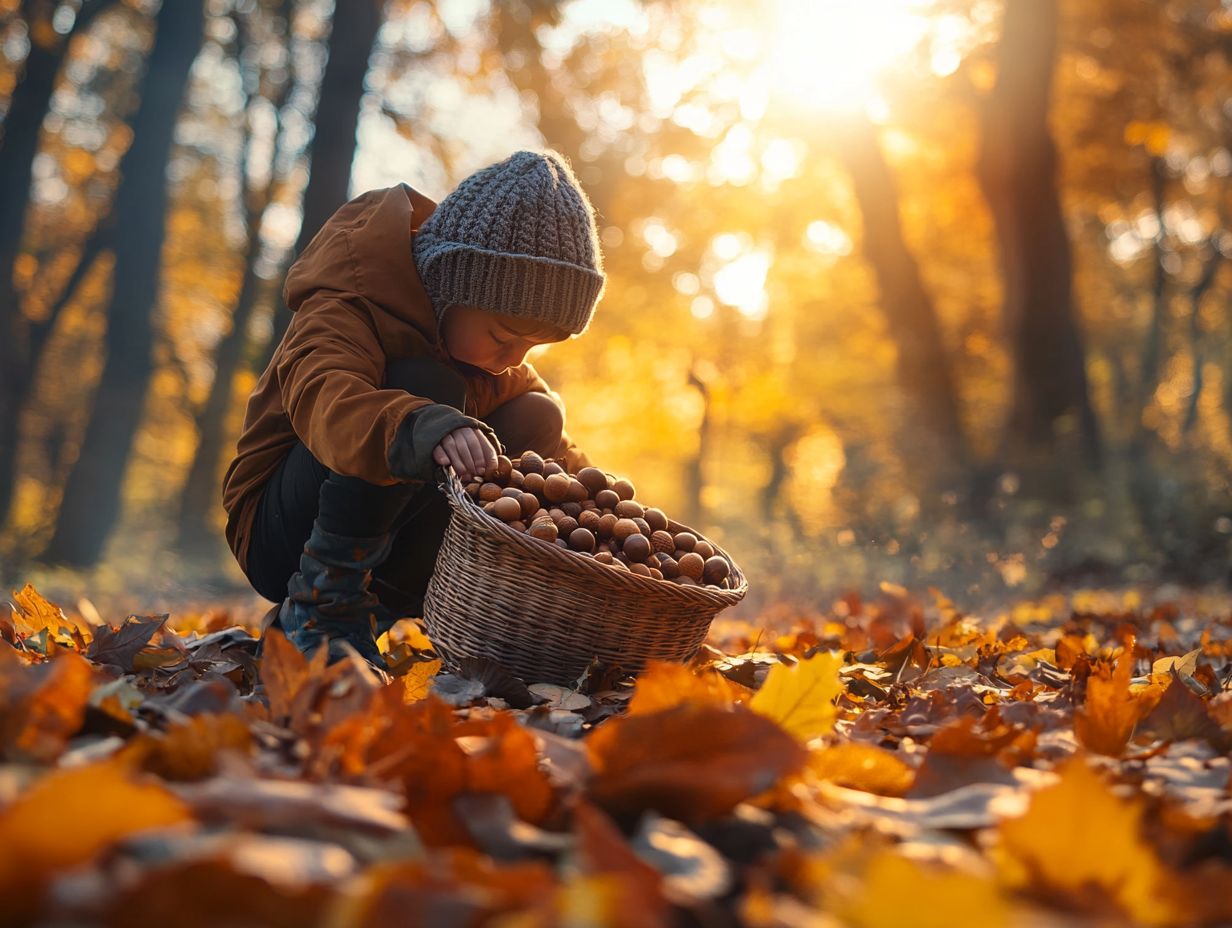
422,469,748,685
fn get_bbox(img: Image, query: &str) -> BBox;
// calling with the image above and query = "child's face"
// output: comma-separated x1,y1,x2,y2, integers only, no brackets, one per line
440,305,568,375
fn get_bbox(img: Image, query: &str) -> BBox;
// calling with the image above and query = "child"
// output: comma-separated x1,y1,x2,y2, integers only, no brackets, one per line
221,150,604,668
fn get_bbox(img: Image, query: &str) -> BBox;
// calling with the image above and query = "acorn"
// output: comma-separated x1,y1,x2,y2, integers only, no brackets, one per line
703,555,730,585
479,482,503,503
577,467,608,497
597,514,618,538
523,472,546,496
612,478,636,501
673,532,697,552
657,555,680,579
595,489,620,510
651,530,675,553
520,492,539,519
543,473,571,503
544,461,566,476
622,533,652,562
678,552,705,581
519,451,545,475
569,527,596,552
495,455,513,479
693,540,715,560
613,518,641,542
529,520,558,543
644,508,669,532
615,499,644,520
492,496,522,521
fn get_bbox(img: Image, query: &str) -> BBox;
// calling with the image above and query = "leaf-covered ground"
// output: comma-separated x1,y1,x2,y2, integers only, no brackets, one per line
2,582,1231,927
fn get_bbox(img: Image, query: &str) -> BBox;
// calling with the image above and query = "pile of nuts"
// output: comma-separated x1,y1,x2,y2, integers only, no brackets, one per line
462,451,734,590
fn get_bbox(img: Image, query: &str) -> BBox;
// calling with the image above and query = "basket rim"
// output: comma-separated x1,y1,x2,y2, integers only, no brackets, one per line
438,466,748,605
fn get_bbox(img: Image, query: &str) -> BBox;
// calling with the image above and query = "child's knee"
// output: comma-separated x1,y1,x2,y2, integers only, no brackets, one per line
486,391,564,458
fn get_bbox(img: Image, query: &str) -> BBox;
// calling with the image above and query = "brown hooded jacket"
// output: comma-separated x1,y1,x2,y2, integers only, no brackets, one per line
221,183,586,572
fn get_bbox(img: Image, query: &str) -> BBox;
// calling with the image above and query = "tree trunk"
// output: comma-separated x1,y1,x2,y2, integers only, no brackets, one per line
40,0,205,567
0,0,116,527
833,112,971,487
976,0,1101,482
1181,240,1223,435
259,0,385,368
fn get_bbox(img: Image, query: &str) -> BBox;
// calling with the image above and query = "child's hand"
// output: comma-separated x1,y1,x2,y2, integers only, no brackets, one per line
432,426,498,481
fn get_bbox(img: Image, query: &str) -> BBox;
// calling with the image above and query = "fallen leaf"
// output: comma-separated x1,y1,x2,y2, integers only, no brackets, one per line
1073,651,1140,756
750,651,845,742
627,660,735,716
86,614,168,671
807,741,915,797
399,658,441,703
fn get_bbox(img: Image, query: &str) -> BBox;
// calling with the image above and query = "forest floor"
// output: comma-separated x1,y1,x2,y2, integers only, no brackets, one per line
2,580,1231,927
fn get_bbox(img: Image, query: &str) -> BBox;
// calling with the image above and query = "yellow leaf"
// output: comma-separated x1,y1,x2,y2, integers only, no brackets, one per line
996,756,1180,925
400,659,442,703
840,851,1011,928
750,651,844,742
1074,652,1141,756
806,741,914,796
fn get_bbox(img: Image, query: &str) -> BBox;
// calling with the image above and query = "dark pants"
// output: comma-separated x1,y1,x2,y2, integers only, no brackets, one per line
243,357,565,615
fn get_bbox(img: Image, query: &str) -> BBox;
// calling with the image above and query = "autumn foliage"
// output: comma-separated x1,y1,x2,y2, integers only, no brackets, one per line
1,582,1230,926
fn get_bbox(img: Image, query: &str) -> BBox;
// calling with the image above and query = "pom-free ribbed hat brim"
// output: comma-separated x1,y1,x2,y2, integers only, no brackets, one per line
416,241,606,336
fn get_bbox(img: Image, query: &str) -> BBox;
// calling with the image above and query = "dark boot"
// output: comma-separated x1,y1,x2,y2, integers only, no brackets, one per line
265,519,397,668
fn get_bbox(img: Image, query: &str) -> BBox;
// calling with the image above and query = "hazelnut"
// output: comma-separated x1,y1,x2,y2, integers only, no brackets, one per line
520,492,539,519
500,486,522,499
543,473,571,503
532,508,549,523
519,451,545,475
651,530,675,553
693,540,715,559
657,555,680,579
544,461,565,476
465,480,481,496
594,550,614,564
555,538,570,549
561,501,583,518
629,562,651,577
508,470,525,489
623,533,652,562
703,555,730,585
567,478,589,503
678,552,705,581
557,516,579,537
580,499,597,510
483,501,496,513
613,518,641,542
569,527,595,552
548,508,566,522
529,520,558,543
492,496,522,521
614,499,644,520
577,467,608,496
578,509,602,532
633,517,651,537
523,472,546,496
479,482,503,503
644,508,669,532
648,567,663,581
676,575,698,586
673,532,697,552
610,559,630,572
612,478,636,501
595,489,620,510
597,514,618,538
508,520,526,533
496,455,513,479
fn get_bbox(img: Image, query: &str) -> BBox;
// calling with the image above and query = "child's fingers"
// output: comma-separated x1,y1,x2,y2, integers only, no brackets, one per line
476,431,499,475
432,445,449,467
444,430,477,478
465,429,496,477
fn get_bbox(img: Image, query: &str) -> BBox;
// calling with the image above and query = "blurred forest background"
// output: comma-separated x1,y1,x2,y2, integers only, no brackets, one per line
0,0,1230,613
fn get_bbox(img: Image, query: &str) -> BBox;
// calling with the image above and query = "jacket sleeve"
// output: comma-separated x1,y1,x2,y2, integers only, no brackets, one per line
274,290,479,484
491,360,591,472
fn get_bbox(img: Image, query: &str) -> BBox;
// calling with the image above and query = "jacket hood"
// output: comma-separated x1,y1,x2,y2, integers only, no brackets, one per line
283,183,441,340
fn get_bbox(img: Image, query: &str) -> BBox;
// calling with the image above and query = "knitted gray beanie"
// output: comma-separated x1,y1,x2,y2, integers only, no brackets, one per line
412,150,606,336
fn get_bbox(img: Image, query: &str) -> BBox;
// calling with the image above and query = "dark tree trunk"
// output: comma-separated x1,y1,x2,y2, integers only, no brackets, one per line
1138,155,1169,416
976,0,1101,480
834,112,971,487
0,0,116,528
260,0,385,367
40,0,205,567
1181,240,1223,435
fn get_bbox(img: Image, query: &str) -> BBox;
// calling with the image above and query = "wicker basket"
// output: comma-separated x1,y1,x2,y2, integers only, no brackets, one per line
422,467,748,685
